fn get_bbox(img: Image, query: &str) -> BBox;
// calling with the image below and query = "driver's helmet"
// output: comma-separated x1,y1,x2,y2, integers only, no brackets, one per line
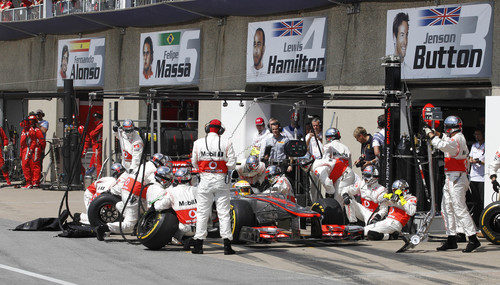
443,116,462,135
155,165,174,188
174,167,191,184
362,165,379,185
233,180,252,196
325,128,341,143
265,165,282,185
110,163,125,179
151,153,168,168
122,119,135,133
392,179,410,195
244,155,260,172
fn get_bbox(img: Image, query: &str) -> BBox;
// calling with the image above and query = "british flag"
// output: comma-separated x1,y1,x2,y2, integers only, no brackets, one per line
420,6,461,26
273,20,304,37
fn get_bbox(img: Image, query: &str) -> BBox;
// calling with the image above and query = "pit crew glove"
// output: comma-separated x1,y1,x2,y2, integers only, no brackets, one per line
423,127,433,137
3,146,7,152
342,193,351,205
369,214,382,225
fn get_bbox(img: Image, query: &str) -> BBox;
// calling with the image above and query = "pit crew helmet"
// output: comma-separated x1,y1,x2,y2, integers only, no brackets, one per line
265,165,282,184
28,115,37,126
122,119,135,133
174,167,191,184
110,163,126,179
244,155,260,172
362,165,379,185
392,179,410,195
155,165,174,188
443,116,462,135
325,128,341,142
150,153,168,168
233,180,252,196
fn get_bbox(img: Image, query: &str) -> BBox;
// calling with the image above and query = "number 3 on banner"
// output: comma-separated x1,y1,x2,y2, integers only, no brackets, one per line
451,4,491,76
300,17,326,79
178,30,200,82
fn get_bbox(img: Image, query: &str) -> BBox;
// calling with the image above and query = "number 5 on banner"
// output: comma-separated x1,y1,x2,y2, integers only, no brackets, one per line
177,30,200,83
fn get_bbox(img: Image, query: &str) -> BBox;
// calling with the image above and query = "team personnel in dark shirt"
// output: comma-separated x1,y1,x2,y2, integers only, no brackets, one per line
353,127,376,169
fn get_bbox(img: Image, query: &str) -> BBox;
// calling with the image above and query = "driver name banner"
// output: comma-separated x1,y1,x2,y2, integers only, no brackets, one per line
57,37,105,87
386,3,492,80
139,29,200,86
247,17,327,83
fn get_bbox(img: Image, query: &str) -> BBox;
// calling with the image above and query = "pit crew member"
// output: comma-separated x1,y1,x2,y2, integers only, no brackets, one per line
27,115,45,187
96,153,168,240
364,179,416,240
114,119,144,173
263,165,294,201
234,155,266,190
342,165,388,225
152,167,198,246
425,116,481,252
80,163,126,224
323,127,352,167
311,156,355,204
250,117,269,156
191,119,236,255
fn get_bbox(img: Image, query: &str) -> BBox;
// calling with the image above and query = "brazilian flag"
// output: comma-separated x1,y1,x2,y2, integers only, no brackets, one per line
159,32,181,46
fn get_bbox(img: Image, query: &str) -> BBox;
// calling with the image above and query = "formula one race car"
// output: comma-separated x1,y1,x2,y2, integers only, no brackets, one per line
135,191,363,250
231,193,363,243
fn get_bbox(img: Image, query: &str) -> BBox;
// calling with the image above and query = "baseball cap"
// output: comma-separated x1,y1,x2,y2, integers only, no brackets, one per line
255,117,264,126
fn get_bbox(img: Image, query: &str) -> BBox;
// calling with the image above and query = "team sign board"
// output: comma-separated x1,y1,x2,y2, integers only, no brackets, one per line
246,17,327,83
57,38,105,87
386,3,492,79
139,29,200,86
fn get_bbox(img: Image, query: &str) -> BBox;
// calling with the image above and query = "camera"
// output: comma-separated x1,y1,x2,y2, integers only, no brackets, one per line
355,156,365,168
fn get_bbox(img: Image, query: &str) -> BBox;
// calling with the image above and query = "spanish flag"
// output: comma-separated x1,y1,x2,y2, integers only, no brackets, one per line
159,32,181,46
70,39,91,52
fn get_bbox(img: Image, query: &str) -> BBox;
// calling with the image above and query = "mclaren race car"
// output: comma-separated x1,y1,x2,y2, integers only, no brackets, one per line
135,190,363,250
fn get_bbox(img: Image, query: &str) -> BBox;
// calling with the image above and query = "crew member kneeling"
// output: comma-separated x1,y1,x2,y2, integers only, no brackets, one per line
365,179,416,240
425,116,481,252
191,119,236,255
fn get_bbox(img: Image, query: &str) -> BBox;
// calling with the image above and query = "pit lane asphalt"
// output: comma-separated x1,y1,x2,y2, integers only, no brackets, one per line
1,186,499,284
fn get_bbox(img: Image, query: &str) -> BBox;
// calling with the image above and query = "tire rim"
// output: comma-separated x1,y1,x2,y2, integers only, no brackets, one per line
493,212,500,233
99,203,119,223
138,211,157,237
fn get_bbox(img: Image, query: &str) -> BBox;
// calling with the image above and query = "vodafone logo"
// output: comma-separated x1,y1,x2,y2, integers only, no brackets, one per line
209,161,218,169
389,208,394,215
188,209,197,218
363,200,371,208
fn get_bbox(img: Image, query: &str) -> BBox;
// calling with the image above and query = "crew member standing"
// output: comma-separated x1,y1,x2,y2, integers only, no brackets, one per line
27,115,45,187
425,116,481,252
191,119,236,255
90,112,103,176
20,118,32,188
250,117,268,156
113,119,143,173
0,125,10,185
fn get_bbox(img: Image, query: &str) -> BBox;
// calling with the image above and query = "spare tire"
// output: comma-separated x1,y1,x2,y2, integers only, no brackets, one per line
480,201,500,245
88,193,122,227
311,198,345,238
230,199,256,243
137,209,179,250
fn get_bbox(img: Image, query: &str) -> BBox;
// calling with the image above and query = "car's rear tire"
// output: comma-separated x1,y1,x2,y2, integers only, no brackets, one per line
230,199,256,243
311,198,345,238
137,209,179,250
480,201,500,245
88,193,122,227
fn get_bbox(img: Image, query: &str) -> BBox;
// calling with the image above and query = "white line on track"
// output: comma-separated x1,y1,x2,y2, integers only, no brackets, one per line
0,264,77,285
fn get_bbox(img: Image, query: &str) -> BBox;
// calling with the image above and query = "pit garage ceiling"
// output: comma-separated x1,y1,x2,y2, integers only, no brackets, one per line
0,0,334,41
